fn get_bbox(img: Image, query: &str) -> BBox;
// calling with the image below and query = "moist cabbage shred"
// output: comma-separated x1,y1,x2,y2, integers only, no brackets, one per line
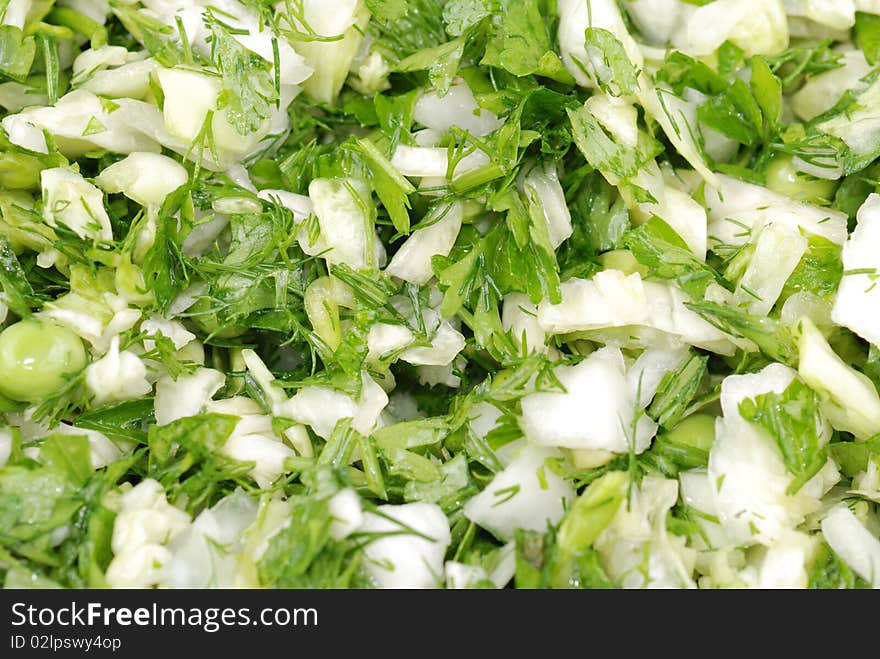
0,0,878,589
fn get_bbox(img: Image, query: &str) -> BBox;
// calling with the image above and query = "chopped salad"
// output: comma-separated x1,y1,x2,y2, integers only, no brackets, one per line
0,0,878,589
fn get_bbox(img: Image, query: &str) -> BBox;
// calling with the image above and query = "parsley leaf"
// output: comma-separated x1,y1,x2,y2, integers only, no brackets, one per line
206,12,278,136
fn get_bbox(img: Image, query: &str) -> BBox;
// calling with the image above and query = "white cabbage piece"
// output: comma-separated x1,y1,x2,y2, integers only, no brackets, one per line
154,368,226,426
157,67,265,155
327,488,364,540
59,0,111,23
34,275,136,349
71,46,157,99
257,188,313,221
557,0,644,88
1,0,38,29
792,50,870,121
37,293,114,349
96,152,188,207
675,0,788,57
821,505,880,588
502,293,547,355
596,477,697,588
276,386,356,439
398,307,467,367
390,144,491,179
302,275,358,352
94,307,143,355
584,91,716,226
6,124,50,165
798,317,880,439
219,432,296,488
41,167,113,242
105,479,192,588
704,173,848,249
207,396,303,485
537,270,735,354
784,0,856,30
350,374,389,436
521,346,658,453
232,498,295,586
678,469,734,552
163,491,259,588
521,162,572,250
141,316,196,352
399,321,466,366
286,0,369,103
13,410,125,470
627,346,690,407
445,562,491,589
413,83,503,136
736,530,819,588
416,358,465,388
464,401,507,461
366,322,416,363
359,502,451,588
152,64,296,168
275,372,388,438
305,177,381,270
584,92,639,149
71,46,140,80
5,90,162,157
445,543,516,589
642,185,708,261
851,460,880,503
467,401,526,467
638,81,718,185
463,445,574,541
0,87,46,116
0,427,11,468
708,364,837,547
817,78,880,172
731,223,808,316
832,194,880,347
385,201,462,285
85,336,152,406
622,0,693,45
348,47,391,96
768,292,836,347
136,0,311,87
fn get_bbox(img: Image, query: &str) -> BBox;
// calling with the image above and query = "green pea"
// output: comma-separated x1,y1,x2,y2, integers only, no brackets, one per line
0,320,87,402
765,155,838,202
664,413,716,452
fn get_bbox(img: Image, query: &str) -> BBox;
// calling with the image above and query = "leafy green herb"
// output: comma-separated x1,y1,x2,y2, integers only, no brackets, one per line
624,216,719,299
739,378,827,494
582,27,638,96
481,0,573,84
856,11,880,65
358,137,415,234
206,12,278,135
808,542,866,589
0,234,37,318
648,352,709,429
687,301,798,365
697,78,763,146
